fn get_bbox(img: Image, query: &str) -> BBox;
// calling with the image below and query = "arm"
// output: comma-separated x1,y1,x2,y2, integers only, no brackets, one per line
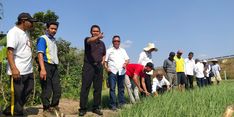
132,74,143,92
7,47,20,79
86,33,104,43
38,53,46,80
163,60,167,73
37,37,47,80
141,77,150,96
104,61,110,72
123,59,129,69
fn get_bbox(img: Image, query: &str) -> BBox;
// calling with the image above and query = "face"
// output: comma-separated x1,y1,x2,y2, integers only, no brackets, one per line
157,74,163,81
188,54,193,59
177,53,182,57
47,24,58,36
145,66,152,73
112,37,120,49
23,20,34,30
91,27,100,37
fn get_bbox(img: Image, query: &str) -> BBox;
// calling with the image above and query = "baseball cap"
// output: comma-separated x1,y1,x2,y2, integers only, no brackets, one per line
17,12,37,22
169,52,175,56
145,62,154,70
177,50,183,54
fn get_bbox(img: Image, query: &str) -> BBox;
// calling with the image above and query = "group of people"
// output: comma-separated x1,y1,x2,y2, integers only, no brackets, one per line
163,51,222,92
3,12,61,116
1,12,222,117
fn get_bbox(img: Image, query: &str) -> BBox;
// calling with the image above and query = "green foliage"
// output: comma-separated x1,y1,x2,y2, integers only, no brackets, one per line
119,81,234,117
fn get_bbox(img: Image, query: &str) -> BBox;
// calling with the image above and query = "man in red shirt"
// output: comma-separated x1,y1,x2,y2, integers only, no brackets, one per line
125,62,154,103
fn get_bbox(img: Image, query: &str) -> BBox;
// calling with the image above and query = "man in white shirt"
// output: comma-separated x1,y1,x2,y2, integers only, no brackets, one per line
184,52,195,89
211,59,222,85
152,70,170,95
3,12,37,116
194,59,205,87
138,43,157,96
104,35,129,110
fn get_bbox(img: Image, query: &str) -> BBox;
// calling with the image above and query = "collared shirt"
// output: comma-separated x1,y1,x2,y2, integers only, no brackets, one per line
163,58,176,73
126,64,145,78
174,56,185,72
105,47,129,75
211,64,221,76
184,58,195,75
138,51,153,66
84,37,106,63
152,76,170,93
194,62,204,78
37,33,59,64
7,26,33,75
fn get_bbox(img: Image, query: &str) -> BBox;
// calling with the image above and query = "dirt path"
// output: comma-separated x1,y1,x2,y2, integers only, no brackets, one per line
24,99,119,117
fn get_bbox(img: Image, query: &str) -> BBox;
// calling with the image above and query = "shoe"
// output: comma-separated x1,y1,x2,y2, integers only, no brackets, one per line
92,109,103,115
78,111,86,116
43,108,56,117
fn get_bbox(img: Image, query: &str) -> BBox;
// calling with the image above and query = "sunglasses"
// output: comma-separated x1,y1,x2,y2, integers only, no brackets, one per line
113,40,120,42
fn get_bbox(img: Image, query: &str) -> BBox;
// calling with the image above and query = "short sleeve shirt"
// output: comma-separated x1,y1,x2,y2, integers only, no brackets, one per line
37,34,59,64
126,64,145,78
7,26,33,75
84,37,106,63
105,47,129,75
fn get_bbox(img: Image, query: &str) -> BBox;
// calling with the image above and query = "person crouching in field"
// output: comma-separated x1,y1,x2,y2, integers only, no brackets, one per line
152,70,170,96
211,59,222,85
125,62,154,104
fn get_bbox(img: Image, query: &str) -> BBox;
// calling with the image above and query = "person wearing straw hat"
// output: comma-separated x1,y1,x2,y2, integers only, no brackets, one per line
211,59,222,85
3,12,37,116
138,43,157,96
202,60,211,85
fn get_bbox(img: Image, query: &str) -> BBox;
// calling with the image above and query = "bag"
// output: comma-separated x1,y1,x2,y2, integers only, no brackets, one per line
209,71,214,77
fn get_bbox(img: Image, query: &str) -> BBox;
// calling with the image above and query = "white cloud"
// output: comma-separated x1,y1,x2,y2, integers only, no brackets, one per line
121,40,133,48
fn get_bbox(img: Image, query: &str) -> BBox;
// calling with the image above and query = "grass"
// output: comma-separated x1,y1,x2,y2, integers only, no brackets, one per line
119,80,234,117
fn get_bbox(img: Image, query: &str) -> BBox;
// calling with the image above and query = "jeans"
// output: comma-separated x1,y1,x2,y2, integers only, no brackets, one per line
187,75,194,89
108,72,125,108
196,77,204,87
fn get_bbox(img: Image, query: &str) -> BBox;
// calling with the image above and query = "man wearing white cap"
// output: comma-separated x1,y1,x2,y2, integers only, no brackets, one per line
211,59,222,85
174,50,187,91
138,43,157,96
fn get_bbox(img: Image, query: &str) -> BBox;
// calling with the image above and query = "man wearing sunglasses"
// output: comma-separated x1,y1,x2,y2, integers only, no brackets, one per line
104,35,129,111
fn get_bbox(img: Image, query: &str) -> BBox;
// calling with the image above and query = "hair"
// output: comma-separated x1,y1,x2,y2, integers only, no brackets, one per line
46,21,59,28
112,35,120,41
188,52,194,56
90,25,101,33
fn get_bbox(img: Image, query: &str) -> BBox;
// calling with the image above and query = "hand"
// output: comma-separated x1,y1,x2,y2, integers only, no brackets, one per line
138,87,144,93
145,91,150,96
153,92,158,97
98,32,104,39
12,68,20,79
122,63,127,69
40,69,47,80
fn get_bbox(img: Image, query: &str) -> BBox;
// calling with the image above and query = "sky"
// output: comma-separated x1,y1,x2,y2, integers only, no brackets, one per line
0,0,234,67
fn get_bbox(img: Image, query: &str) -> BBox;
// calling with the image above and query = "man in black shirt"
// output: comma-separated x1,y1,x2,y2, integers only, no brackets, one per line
79,25,106,116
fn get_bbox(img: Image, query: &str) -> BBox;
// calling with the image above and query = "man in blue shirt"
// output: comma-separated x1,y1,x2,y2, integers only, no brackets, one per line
37,21,61,115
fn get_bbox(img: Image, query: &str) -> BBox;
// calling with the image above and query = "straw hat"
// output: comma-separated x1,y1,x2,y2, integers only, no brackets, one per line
211,59,218,62
143,43,158,51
